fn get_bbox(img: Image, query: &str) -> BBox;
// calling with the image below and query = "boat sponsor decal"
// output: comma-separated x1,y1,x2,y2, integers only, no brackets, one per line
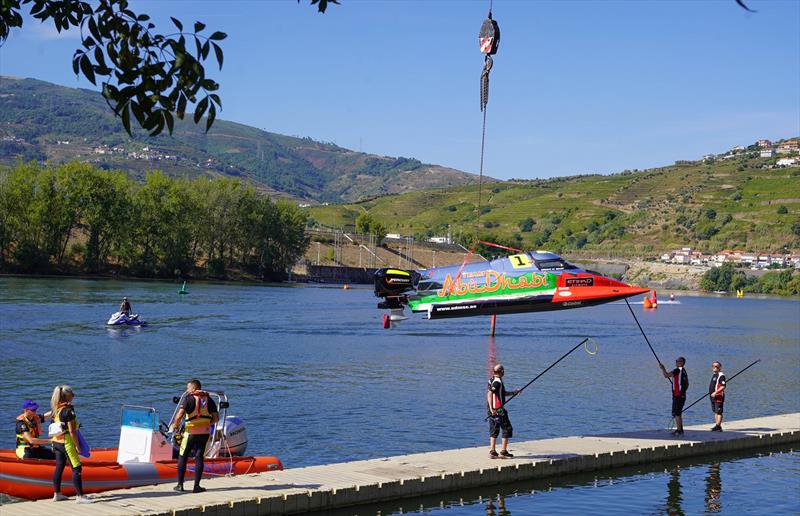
188,461,235,475
433,304,479,313
436,270,553,298
412,290,556,313
558,291,573,297
565,277,594,287
561,300,583,307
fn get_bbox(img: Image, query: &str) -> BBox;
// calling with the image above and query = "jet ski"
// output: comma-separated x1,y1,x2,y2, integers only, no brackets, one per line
107,312,146,326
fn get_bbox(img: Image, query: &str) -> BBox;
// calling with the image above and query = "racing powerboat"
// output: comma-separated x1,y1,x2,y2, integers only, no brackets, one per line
375,250,649,324
107,311,146,326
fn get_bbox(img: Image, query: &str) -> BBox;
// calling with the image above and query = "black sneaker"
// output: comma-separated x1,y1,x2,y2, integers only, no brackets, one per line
499,450,514,458
671,430,684,436
489,450,499,459
712,426,723,432
193,486,206,493
173,485,185,492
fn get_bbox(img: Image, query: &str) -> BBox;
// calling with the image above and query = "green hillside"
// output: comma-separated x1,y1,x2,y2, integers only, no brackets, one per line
307,156,800,256
0,77,486,202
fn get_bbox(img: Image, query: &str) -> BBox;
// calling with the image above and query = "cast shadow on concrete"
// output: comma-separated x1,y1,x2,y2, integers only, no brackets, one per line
507,453,581,460
94,483,323,502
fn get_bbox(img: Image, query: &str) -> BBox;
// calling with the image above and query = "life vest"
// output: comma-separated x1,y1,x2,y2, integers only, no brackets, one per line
710,372,725,400
15,413,42,459
673,368,687,397
184,392,212,435
488,378,505,410
51,403,78,444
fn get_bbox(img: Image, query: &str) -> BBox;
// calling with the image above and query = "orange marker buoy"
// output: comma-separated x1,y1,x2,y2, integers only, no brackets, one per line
643,296,653,309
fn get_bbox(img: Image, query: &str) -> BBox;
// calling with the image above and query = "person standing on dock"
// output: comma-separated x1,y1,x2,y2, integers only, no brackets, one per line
169,379,218,493
660,357,689,436
709,361,726,432
50,385,92,503
487,364,520,458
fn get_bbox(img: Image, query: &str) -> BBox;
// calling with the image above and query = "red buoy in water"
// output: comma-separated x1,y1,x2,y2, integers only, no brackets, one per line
383,314,390,329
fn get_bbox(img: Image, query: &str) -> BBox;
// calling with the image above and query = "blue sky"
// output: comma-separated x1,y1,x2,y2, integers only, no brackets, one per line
1,0,798,180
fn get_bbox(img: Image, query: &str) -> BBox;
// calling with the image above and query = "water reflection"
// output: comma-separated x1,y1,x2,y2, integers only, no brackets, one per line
705,463,721,513
665,466,684,515
330,446,794,516
485,494,510,516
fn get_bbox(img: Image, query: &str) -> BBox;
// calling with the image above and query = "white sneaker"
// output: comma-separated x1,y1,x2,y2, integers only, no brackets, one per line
53,493,69,501
76,495,94,504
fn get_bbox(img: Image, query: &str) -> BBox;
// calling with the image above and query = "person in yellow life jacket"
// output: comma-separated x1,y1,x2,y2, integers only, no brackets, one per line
15,400,55,460
169,379,219,493
50,385,92,503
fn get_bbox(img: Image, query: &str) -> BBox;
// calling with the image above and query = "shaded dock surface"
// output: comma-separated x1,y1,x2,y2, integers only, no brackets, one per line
4,413,798,515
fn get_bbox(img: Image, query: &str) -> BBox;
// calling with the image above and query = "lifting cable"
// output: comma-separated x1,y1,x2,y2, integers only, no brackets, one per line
449,240,521,294
624,297,671,384
475,0,500,233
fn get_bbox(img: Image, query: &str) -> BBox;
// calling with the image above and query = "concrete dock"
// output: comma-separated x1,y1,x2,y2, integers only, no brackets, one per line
3,412,798,515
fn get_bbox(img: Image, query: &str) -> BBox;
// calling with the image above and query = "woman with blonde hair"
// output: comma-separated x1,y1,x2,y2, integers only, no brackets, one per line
50,385,92,503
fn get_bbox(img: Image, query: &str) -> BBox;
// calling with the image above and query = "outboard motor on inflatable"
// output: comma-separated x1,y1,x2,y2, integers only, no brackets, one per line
219,416,248,457
374,268,420,309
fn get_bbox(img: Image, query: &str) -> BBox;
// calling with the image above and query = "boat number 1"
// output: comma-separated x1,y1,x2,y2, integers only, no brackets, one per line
509,254,531,269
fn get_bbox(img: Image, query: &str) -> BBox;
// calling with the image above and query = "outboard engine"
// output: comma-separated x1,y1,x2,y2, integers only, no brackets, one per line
220,416,248,457
374,268,420,309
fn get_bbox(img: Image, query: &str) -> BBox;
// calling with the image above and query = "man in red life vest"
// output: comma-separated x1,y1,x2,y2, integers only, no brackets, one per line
487,364,520,459
15,400,54,459
709,361,726,432
660,357,689,436
169,379,219,493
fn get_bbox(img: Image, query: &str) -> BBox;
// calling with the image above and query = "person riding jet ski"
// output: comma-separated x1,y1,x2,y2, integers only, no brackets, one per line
119,297,132,316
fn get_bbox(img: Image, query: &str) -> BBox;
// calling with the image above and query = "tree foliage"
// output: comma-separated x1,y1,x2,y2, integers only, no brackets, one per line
0,1,335,136
355,211,387,240
0,162,309,279
699,263,799,296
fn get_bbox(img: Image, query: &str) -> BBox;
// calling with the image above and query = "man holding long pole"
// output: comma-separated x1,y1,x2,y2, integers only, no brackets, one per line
487,364,520,459
660,356,689,436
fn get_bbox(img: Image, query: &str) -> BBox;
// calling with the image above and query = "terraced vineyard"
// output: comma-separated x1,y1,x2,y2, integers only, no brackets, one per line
308,157,800,256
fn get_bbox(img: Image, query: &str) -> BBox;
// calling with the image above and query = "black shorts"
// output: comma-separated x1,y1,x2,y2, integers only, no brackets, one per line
179,433,210,458
489,412,513,439
710,399,724,415
672,396,686,417
23,446,55,460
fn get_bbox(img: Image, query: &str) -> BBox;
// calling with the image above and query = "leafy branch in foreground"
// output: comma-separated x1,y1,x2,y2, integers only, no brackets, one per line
1,0,338,135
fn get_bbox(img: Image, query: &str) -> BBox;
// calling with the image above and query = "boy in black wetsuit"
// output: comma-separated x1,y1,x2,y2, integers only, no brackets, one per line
660,357,689,435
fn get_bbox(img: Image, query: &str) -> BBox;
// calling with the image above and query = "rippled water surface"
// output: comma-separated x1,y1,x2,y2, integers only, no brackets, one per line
352,446,799,515
1,278,799,504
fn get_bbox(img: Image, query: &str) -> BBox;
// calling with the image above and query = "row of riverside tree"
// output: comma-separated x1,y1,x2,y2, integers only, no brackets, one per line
0,162,309,279
700,262,800,296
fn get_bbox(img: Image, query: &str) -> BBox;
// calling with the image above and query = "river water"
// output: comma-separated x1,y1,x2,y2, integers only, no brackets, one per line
1,278,798,513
